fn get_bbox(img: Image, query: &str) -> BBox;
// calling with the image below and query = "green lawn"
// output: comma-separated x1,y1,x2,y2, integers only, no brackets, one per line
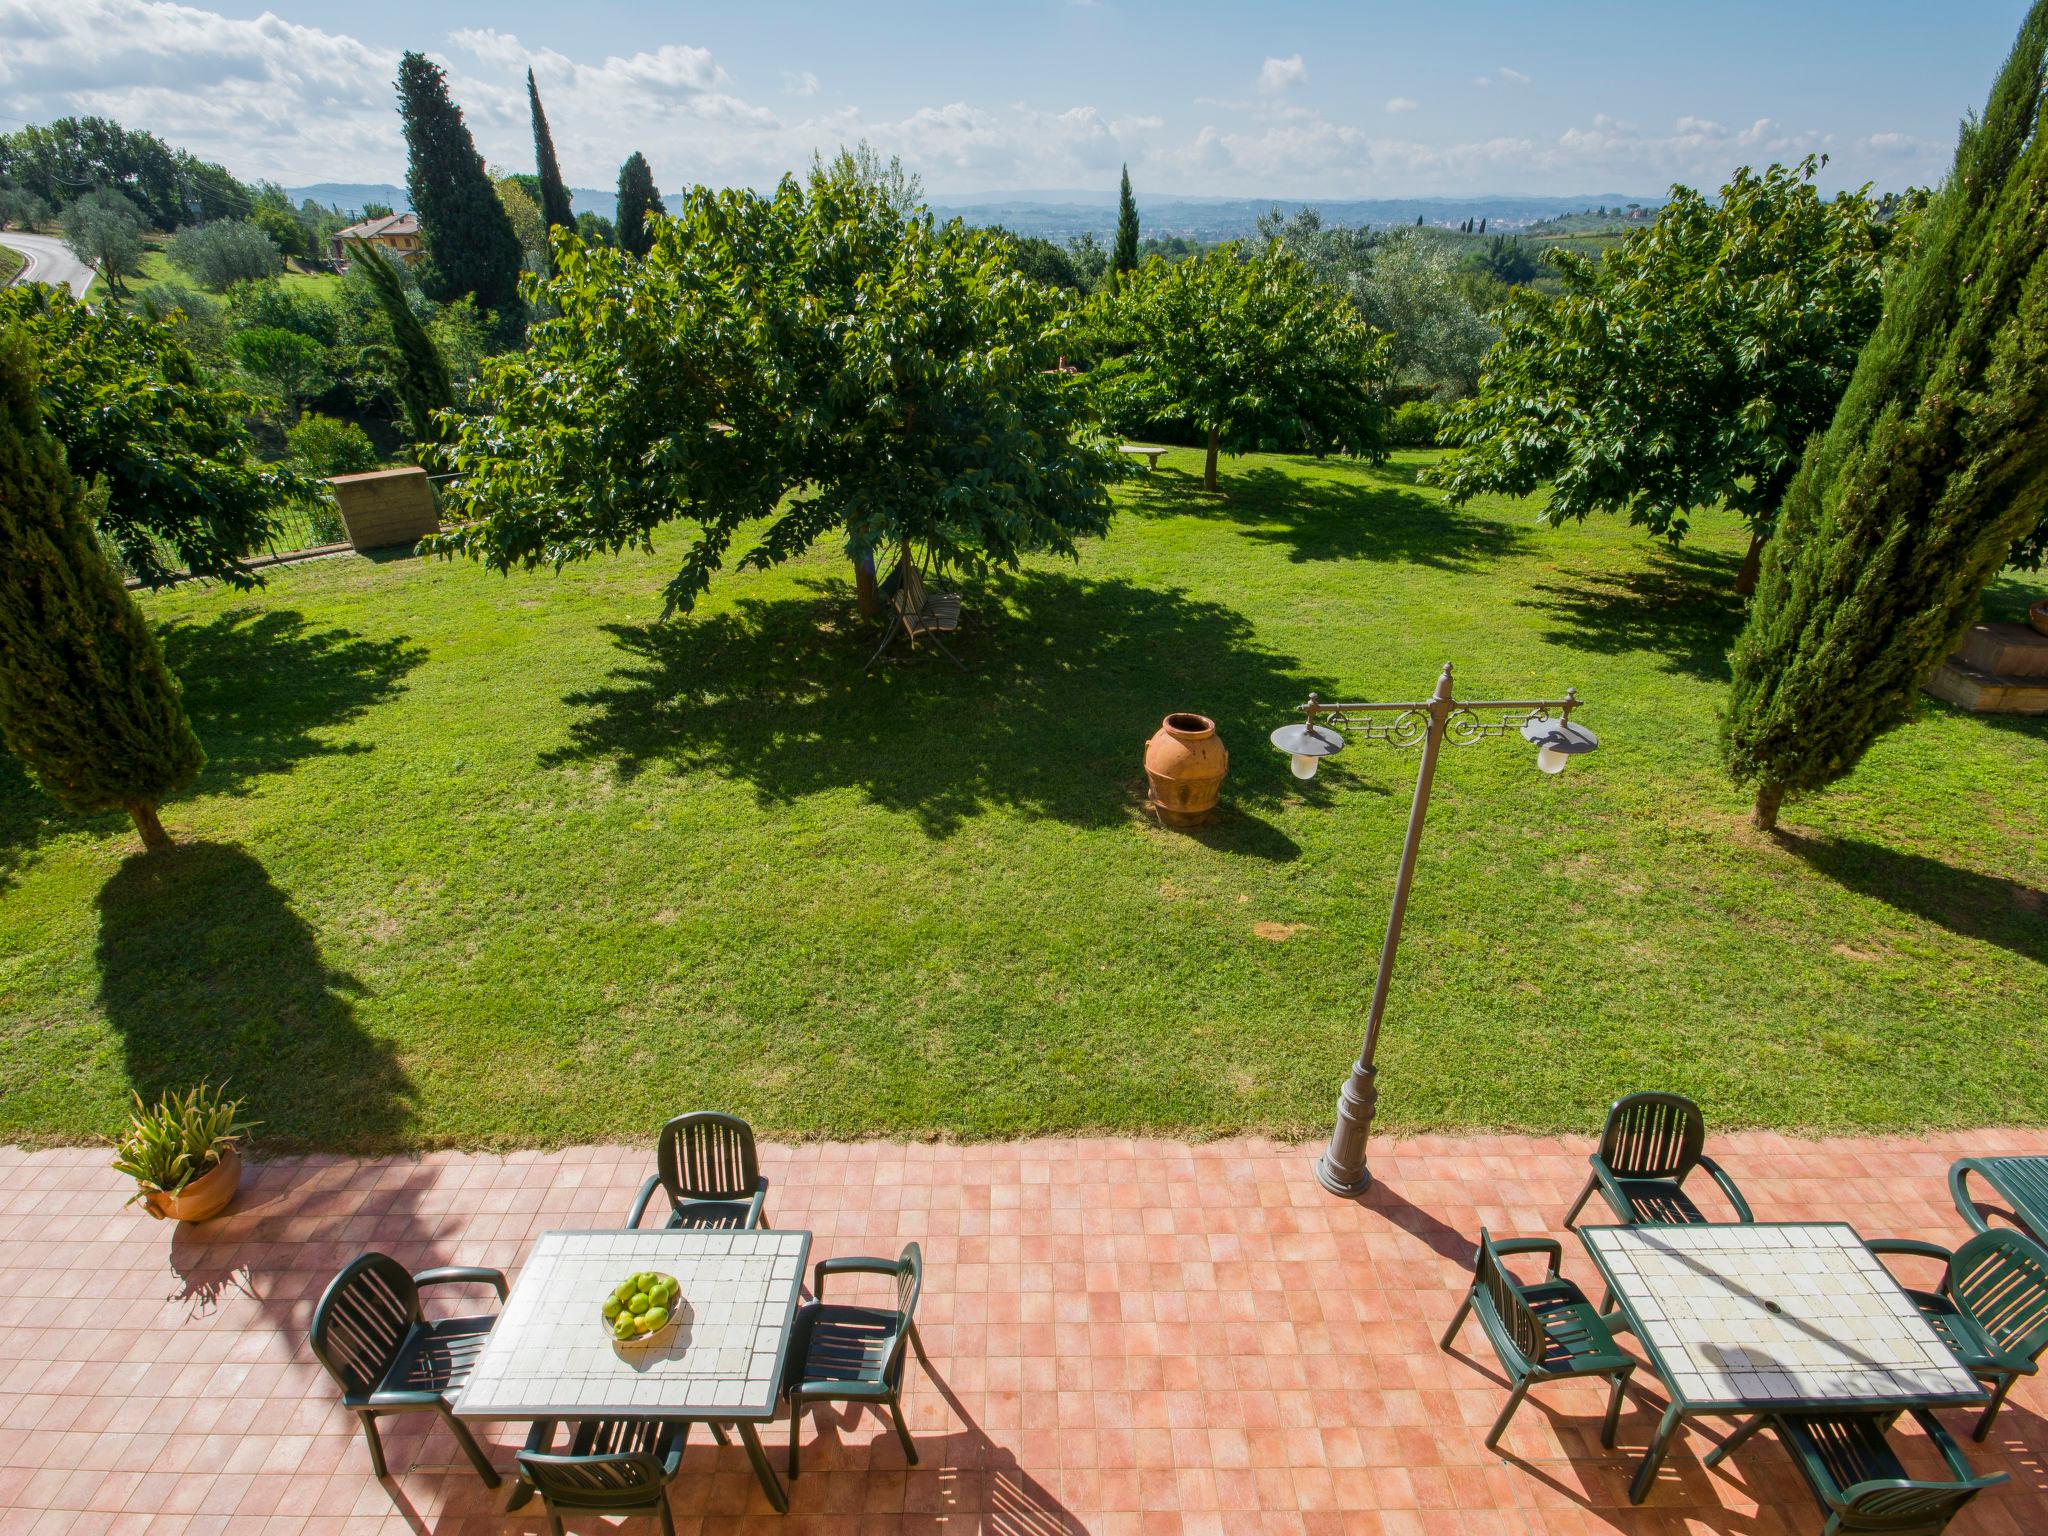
2,450,2043,1152
129,248,340,303
0,242,22,285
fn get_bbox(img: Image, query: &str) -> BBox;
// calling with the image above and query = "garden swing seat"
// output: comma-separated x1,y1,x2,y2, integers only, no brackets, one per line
866,547,963,670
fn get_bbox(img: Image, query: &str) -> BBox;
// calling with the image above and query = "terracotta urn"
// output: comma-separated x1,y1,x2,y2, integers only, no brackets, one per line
140,1147,242,1223
2030,599,2048,637
1144,713,1228,826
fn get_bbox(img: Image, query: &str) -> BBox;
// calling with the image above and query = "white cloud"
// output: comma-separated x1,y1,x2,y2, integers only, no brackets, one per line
1385,97,1419,114
782,70,819,98
1499,66,1532,85
1257,54,1307,94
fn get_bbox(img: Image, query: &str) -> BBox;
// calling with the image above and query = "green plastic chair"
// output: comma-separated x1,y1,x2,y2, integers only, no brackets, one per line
782,1242,931,1477
1439,1228,1637,1450
516,1419,689,1536
1870,1228,2048,1440
309,1252,508,1487
1706,1408,2006,1535
627,1111,769,1231
1563,1091,1755,1229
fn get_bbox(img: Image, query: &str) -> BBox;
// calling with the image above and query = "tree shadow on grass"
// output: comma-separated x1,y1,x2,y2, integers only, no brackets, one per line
0,610,425,893
1773,830,2048,967
157,607,426,795
96,840,413,1150
545,568,1321,846
1120,462,1530,571
1521,544,1746,683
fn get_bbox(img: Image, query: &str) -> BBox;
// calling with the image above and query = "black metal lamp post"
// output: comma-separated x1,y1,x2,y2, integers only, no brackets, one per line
1271,662,1597,1197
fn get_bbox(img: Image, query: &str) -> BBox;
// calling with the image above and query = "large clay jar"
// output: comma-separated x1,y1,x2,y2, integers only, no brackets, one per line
140,1147,242,1223
1144,713,1228,826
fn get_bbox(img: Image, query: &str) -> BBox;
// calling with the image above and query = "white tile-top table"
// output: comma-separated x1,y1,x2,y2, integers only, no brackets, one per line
1580,1222,1987,1503
455,1228,812,1512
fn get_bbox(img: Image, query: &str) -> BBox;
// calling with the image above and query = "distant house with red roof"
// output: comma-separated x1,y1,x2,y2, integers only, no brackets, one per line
330,212,421,264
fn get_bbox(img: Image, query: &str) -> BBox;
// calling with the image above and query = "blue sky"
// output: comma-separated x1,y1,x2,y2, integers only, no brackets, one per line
0,1,2030,199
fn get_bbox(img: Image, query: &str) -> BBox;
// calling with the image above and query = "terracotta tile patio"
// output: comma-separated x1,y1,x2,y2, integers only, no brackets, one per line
3,1129,2046,1536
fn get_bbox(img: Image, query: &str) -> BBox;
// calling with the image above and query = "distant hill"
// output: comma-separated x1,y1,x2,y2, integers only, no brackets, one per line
287,184,1656,241
288,183,616,219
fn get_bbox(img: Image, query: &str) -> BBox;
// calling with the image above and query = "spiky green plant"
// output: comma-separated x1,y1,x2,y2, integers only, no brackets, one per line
109,1082,257,1201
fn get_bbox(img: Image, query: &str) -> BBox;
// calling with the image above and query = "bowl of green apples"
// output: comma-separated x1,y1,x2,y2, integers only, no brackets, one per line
602,1271,680,1347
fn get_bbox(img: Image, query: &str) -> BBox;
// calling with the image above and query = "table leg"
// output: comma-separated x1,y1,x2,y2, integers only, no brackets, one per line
1629,1403,1684,1505
736,1421,789,1514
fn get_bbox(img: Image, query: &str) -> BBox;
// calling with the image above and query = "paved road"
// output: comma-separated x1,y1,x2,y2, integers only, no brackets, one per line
0,231,95,299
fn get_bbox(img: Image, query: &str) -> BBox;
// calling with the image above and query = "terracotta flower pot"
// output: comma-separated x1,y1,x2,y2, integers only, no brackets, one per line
2030,599,2048,637
139,1147,242,1223
1144,713,1228,826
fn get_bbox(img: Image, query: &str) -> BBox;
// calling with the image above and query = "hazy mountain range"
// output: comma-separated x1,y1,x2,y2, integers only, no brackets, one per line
288,184,1657,240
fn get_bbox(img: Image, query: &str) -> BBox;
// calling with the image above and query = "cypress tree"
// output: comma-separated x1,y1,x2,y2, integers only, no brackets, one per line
397,51,523,314
0,331,204,853
1113,164,1139,275
349,239,454,448
528,68,575,236
616,151,665,258
1724,0,2048,830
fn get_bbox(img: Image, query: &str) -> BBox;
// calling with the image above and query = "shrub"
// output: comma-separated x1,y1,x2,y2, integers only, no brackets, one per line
167,219,281,291
225,278,338,345
287,412,378,476
135,280,226,357
109,1083,257,1201
1387,400,1440,448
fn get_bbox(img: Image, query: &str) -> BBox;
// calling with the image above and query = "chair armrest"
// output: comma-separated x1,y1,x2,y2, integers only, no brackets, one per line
1590,1161,1638,1222
413,1266,508,1301
745,1181,768,1227
813,1256,902,1298
1951,1160,1993,1233
1866,1237,1956,1279
1693,1156,1755,1222
627,1173,664,1229
1908,1407,2009,1487
366,1388,449,1409
792,1376,894,1403
1489,1237,1563,1276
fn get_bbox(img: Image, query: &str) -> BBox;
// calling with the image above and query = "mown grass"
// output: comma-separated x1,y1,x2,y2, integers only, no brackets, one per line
1,450,2043,1152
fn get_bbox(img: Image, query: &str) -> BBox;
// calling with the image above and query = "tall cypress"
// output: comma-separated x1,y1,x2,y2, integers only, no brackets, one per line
1113,164,1139,275
397,51,523,314
616,151,665,258
349,239,454,449
528,68,575,235
0,331,204,853
1723,0,2048,830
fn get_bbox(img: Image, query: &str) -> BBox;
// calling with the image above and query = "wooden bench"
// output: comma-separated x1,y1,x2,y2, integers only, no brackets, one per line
1119,444,1170,471
866,549,963,670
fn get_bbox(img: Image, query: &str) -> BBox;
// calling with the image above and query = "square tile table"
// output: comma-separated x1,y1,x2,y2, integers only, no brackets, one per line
454,1228,812,1513
1580,1222,1988,1504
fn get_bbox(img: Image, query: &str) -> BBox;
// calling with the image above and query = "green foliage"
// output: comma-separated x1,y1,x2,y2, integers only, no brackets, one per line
225,278,339,345
1114,164,1140,275
1067,232,1109,288
0,329,205,839
109,1082,255,1198
249,203,309,262
134,281,225,357
1084,243,1392,489
361,201,396,221
494,176,547,270
1001,233,1086,291
527,70,576,234
230,326,329,417
167,219,282,291
61,189,145,293
398,51,525,314
0,183,48,230
287,412,378,476
349,240,455,446
0,285,312,587
1428,159,1909,580
1459,234,1540,286
1387,399,1440,448
615,150,664,258
1724,3,2048,825
0,115,244,230
432,169,1123,615
576,210,616,247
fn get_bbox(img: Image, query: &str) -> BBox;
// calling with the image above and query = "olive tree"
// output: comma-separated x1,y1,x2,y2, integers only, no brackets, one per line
431,167,1124,618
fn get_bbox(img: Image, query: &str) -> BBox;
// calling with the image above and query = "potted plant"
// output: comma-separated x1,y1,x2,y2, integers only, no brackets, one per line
111,1082,257,1222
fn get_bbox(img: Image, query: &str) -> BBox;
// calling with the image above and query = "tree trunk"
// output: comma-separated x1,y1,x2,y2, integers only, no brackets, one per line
127,800,172,853
1734,528,1767,597
1204,425,1220,492
1751,781,1784,832
853,550,879,617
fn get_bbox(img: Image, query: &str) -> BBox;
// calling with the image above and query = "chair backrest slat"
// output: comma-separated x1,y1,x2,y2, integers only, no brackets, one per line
311,1254,419,1397
886,1242,924,1376
518,1450,667,1512
1597,1092,1705,1181
657,1112,760,1203
1838,1478,1990,1532
1472,1230,1548,1371
1951,1229,2048,1360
